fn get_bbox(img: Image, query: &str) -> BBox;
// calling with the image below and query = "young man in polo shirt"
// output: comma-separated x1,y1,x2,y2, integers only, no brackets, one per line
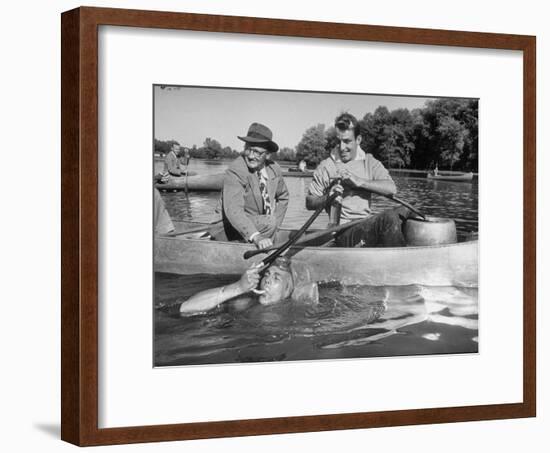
306,112,411,247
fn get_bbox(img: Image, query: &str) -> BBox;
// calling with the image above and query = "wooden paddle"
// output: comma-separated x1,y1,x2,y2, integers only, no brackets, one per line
371,188,426,220
243,217,365,259
245,191,340,266
184,156,190,195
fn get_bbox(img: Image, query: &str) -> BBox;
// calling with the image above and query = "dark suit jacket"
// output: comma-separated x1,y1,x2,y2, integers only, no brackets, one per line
222,156,289,241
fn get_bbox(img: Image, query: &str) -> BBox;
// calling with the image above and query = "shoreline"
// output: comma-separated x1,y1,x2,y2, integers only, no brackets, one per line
154,156,478,176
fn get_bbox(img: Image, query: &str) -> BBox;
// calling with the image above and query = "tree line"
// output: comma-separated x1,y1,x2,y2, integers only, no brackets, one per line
295,98,478,171
154,137,298,162
154,138,239,160
154,98,478,170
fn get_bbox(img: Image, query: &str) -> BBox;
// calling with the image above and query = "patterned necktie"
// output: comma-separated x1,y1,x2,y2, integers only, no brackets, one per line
258,171,272,215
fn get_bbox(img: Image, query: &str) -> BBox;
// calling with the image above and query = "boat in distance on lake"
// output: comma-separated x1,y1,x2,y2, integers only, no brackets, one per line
155,174,224,192
155,221,478,287
282,170,314,178
427,171,474,182
155,170,314,192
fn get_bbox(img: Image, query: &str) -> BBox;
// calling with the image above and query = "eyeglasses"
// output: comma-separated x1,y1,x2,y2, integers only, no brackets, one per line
246,147,268,157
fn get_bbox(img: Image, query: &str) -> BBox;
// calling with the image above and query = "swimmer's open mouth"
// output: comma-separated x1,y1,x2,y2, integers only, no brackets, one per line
252,289,266,295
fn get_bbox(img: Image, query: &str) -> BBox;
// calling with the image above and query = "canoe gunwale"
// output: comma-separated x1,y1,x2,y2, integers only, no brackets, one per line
167,221,477,253
155,173,224,191
427,172,474,182
159,232,478,253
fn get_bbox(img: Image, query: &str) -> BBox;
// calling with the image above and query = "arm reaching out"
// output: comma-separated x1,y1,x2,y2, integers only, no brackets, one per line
179,263,263,315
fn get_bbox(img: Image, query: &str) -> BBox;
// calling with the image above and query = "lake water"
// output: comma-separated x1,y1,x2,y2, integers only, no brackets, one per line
154,159,479,366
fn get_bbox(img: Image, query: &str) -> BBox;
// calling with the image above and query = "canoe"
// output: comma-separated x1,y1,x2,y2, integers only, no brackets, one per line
283,170,313,178
155,221,478,287
154,170,197,177
427,172,474,182
155,174,224,192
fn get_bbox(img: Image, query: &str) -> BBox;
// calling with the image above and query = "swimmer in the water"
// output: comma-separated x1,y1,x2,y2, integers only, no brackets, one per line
178,257,317,315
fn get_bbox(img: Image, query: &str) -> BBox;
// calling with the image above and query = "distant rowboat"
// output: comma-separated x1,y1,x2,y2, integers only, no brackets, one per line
155,174,224,192
282,170,313,178
156,170,315,192
427,172,474,182
155,221,478,287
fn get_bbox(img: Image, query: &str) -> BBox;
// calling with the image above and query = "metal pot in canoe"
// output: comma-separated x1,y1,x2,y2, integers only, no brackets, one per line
403,216,457,246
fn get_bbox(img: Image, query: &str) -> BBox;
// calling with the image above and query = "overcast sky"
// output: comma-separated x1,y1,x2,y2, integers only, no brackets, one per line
154,85,438,150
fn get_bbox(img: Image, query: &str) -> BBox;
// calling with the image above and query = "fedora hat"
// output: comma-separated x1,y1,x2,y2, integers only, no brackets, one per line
238,122,279,153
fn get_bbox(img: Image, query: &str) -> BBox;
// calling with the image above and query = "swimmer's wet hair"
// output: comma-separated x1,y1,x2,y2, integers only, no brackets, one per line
271,257,318,304
272,256,292,273
271,256,310,288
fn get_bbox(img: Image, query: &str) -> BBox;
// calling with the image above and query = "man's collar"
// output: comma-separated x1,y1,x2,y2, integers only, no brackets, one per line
330,146,366,163
258,166,268,178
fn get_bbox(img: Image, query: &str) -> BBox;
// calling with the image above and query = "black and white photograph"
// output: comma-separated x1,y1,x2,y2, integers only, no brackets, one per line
153,85,479,367
3,0,545,449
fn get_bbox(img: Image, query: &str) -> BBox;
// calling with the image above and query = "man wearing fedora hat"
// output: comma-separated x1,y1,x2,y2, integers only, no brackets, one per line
218,122,289,250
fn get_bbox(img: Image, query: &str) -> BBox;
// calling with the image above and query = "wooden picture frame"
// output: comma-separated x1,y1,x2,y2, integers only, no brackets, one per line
61,6,536,446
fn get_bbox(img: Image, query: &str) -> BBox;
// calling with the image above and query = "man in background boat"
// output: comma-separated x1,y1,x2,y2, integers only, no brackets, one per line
162,143,187,179
216,122,289,250
306,112,411,247
181,146,191,167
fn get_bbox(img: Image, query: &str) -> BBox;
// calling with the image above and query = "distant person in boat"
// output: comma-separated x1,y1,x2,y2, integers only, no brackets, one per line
162,143,186,178
153,188,174,235
181,146,191,167
298,159,307,172
177,257,317,315
306,112,411,247
433,164,439,176
216,122,289,250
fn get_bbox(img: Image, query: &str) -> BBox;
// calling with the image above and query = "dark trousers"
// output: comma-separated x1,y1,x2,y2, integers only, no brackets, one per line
335,206,412,248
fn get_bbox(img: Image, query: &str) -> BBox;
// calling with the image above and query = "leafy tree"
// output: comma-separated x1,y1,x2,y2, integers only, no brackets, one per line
154,139,180,155
189,144,200,158
324,126,339,156
201,137,223,159
409,108,431,169
295,124,328,167
385,109,415,168
437,116,468,170
221,146,240,159
417,99,477,170
361,107,415,168
455,99,478,171
361,106,390,159
272,146,297,162
154,97,478,171
154,139,234,160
